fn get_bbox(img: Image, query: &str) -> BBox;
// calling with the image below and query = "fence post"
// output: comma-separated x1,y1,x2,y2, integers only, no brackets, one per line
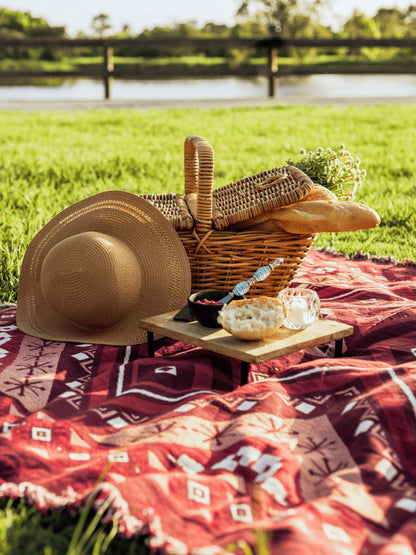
103,45,114,99
267,47,278,97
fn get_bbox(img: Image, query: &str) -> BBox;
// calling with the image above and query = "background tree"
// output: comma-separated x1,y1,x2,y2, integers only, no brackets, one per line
235,0,329,36
403,5,416,36
91,13,112,37
341,9,381,57
0,8,65,60
373,7,415,37
0,7,65,38
342,9,381,38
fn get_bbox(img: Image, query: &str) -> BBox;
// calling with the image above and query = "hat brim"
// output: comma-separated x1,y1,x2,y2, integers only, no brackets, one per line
17,190,191,345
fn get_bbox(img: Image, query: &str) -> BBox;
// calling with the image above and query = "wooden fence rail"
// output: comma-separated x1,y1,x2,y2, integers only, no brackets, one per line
0,36,415,99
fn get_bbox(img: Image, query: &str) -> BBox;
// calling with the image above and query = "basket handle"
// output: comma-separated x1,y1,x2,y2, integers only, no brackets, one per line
184,135,214,233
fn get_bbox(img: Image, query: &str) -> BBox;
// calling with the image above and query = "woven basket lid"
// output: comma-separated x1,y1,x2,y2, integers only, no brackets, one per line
211,165,313,230
140,193,194,230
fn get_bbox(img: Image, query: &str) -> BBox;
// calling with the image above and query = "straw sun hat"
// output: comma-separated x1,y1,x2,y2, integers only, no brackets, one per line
17,190,192,346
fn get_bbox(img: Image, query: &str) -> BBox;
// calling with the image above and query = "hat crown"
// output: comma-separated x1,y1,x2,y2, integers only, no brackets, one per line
40,232,141,330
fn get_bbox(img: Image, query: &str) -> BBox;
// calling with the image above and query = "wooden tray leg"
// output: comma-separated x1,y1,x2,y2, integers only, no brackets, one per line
240,361,250,386
334,338,343,357
147,331,155,358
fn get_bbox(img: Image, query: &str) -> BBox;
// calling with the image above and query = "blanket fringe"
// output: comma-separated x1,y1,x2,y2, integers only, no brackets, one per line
0,480,146,540
0,302,17,310
314,247,416,267
0,480,199,554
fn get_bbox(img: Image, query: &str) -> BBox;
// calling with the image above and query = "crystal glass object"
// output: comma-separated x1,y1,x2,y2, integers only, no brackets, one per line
278,287,320,330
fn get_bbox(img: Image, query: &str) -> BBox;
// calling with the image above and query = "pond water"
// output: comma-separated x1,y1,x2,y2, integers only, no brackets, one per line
0,74,415,101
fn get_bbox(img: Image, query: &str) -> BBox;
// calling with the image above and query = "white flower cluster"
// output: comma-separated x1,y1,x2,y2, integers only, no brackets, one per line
289,144,366,201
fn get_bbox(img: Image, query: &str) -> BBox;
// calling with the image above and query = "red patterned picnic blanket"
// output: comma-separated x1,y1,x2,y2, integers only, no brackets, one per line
1,249,416,554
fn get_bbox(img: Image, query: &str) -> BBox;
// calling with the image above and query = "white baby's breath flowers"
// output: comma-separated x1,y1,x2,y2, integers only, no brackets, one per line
287,144,366,201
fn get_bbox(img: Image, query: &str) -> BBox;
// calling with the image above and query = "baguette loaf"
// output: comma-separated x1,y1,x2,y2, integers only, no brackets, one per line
230,200,380,234
269,200,381,234
218,296,284,341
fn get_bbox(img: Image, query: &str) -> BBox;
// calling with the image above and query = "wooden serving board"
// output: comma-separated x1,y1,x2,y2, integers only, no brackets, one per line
139,311,353,365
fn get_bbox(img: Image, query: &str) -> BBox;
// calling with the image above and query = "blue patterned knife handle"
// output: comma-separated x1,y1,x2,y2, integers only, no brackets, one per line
231,258,284,297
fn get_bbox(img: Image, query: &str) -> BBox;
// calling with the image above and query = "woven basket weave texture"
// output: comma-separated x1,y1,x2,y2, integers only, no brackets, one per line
139,193,194,230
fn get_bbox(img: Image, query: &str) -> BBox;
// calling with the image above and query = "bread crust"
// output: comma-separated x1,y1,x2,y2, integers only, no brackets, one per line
299,184,338,202
218,296,284,341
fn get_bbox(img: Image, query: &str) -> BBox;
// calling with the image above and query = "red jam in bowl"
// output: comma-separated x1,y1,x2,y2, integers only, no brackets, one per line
196,299,223,306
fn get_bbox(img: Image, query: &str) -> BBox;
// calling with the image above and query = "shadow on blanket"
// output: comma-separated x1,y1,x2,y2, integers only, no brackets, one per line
1,249,416,554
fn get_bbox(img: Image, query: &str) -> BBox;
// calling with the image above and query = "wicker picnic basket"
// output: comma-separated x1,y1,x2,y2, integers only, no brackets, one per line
143,135,318,297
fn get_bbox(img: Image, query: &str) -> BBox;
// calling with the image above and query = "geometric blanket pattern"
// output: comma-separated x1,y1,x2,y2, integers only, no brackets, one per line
0,249,416,554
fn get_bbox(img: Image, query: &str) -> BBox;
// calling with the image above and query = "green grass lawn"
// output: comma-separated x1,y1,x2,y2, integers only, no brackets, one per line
0,102,415,552
1,103,415,304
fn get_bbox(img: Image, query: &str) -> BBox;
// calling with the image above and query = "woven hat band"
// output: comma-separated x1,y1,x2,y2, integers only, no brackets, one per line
40,232,142,330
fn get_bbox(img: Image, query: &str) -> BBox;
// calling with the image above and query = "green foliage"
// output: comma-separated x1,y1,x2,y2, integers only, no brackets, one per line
66,491,116,555
341,9,381,38
374,7,416,38
0,7,65,38
0,8,65,62
227,528,272,554
236,0,328,35
0,497,148,554
0,498,77,554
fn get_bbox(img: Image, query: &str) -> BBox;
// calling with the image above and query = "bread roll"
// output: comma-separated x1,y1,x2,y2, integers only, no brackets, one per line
218,296,284,341
300,184,338,202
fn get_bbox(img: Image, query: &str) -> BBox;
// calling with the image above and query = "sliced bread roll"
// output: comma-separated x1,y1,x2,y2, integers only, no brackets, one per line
218,296,284,341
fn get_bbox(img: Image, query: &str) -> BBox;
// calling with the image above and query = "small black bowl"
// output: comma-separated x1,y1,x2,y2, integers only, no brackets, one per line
188,290,244,328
